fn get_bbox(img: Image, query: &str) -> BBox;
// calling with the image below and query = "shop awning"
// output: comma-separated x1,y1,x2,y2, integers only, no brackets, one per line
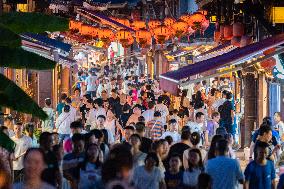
77,8,135,32
160,33,284,95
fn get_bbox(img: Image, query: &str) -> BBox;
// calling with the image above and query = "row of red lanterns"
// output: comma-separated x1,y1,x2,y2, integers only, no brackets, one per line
69,11,209,47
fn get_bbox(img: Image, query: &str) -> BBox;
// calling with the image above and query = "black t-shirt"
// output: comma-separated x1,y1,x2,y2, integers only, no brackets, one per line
42,150,59,186
147,91,155,102
80,104,89,122
113,103,131,119
165,171,184,189
220,100,233,123
140,137,153,154
160,95,171,107
168,143,190,161
109,97,120,108
119,113,131,128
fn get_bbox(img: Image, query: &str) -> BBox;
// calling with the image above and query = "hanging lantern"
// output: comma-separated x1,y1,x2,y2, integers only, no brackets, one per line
116,29,134,48
136,29,152,47
180,14,191,24
260,57,276,70
115,18,131,27
171,20,188,38
148,19,161,30
263,47,276,55
233,22,244,37
164,17,176,27
80,24,94,36
214,31,221,42
240,35,252,47
231,36,241,47
224,25,233,40
132,20,146,30
153,25,171,44
69,20,82,32
98,28,115,47
188,12,206,30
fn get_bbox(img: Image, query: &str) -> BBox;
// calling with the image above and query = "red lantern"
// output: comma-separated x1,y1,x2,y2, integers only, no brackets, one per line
98,28,115,47
224,25,233,40
136,29,152,47
171,20,188,38
260,57,276,69
263,47,276,55
180,14,191,24
240,35,252,47
148,19,161,30
132,20,146,30
164,17,176,27
231,36,241,47
233,22,244,37
116,29,134,48
153,25,171,44
188,12,206,30
80,24,94,36
69,20,82,32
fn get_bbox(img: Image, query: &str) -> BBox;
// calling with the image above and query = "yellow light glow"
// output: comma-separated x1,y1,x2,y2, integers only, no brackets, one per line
271,7,284,24
17,4,28,12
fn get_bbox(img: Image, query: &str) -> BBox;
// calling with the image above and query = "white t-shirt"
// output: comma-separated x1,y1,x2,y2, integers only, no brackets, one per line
12,135,32,170
55,112,74,135
104,120,116,137
275,121,284,139
142,109,154,123
160,131,181,142
186,121,205,135
85,75,97,92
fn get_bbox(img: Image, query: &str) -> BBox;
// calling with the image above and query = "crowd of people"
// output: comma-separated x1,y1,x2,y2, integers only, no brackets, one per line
1,62,284,189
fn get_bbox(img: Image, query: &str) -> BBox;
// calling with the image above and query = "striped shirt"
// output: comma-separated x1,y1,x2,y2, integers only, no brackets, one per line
147,119,164,140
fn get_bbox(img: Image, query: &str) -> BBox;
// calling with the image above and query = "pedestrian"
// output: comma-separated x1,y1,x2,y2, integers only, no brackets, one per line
164,154,184,189
13,148,56,189
55,105,74,142
205,139,244,189
85,71,98,99
42,98,55,133
131,152,166,189
244,141,276,189
11,122,32,182
160,119,181,143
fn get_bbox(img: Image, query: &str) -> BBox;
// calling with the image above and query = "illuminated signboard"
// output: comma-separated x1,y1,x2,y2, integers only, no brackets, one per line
271,7,284,24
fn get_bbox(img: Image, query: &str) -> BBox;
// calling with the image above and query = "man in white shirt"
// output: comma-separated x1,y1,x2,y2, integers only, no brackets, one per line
186,112,206,144
160,119,181,142
142,101,155,124
12,122,32,182
55,105,74,142
94,98,107,119
212,90,227,111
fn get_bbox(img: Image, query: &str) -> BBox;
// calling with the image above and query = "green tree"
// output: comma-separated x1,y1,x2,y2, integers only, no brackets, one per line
0,12,68,119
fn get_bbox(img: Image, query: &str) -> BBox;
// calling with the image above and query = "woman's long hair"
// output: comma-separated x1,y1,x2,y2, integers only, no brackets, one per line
187,148,204,172
207,135,224,160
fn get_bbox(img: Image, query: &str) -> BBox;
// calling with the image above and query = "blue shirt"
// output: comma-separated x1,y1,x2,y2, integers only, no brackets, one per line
56,102,65,115
205,156,244,189
244,160,275,189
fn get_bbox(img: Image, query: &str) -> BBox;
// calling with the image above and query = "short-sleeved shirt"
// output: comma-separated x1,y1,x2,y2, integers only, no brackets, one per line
205,156,244,189
132,166,164,189
56,102,65,115
165,171,184,189
147,120,164,140
85,75,97,92
244,160,275,189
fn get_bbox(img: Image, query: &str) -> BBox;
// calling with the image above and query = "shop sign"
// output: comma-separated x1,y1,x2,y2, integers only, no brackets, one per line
271,7,284,24
169,63,179,71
